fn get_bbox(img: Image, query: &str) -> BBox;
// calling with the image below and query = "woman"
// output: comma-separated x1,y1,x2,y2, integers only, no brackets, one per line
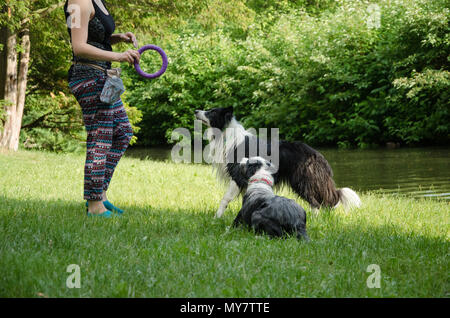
65,0,140,217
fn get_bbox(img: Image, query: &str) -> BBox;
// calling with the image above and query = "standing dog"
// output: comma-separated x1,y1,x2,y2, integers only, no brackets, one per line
195,107,361,217
233,157,309,240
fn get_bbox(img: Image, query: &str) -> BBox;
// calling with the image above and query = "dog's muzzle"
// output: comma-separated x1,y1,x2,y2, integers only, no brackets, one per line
194,110,210,126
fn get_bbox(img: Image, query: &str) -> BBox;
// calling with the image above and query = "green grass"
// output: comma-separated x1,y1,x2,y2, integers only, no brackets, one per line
0,150,448,297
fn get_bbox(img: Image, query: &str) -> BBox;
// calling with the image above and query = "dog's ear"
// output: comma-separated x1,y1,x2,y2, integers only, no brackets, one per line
266,160,278,174
224,107,234,122
225,106,234,114
239,157,249,175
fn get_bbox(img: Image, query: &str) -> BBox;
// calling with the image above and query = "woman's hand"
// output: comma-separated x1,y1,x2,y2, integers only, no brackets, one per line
113,32,138,48
122,32,138,48
117,49,141,65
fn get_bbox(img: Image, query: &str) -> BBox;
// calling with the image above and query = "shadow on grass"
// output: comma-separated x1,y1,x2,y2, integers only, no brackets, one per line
0,195,447,297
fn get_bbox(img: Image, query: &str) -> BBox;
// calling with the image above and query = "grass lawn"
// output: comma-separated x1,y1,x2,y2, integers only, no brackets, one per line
0,150,448,297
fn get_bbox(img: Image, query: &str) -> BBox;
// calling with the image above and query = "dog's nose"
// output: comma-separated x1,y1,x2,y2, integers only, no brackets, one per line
194,110,199,114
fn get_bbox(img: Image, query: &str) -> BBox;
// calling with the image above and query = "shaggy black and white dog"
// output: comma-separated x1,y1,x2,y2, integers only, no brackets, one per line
195,107,361,218
233,157,309,240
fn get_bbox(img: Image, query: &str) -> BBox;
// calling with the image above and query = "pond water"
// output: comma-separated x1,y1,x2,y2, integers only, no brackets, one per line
126,146,450,200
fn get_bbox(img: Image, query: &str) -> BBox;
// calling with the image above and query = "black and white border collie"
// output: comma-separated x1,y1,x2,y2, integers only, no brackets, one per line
233,157,309,240
195,107,361,217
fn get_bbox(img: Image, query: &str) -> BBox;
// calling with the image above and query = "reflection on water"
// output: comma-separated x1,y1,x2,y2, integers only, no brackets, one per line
319,147,450,200
126,146,450,200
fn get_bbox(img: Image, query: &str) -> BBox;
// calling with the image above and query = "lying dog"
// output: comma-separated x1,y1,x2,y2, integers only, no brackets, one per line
232,157,309,240
194,107,361,217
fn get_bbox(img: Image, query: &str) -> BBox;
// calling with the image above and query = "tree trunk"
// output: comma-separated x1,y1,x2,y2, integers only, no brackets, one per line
0,1,65,151
9,28,31,151
0,26,7,100
0,28,18,150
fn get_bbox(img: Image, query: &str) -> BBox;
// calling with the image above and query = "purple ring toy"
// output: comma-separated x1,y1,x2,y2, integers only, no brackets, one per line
134,45,168,79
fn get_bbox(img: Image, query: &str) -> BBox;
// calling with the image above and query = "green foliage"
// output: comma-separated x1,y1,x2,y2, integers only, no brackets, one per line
122,96,143,146
27,3,73,94
20,91,143,152
246,0,337,14
389,69,450,144
0,0,28,30
108,0,254,37
0,0,143,152
123,31,245,146
9,0,449,150
0,0,64,30
123,0,449,147
20,92,85,153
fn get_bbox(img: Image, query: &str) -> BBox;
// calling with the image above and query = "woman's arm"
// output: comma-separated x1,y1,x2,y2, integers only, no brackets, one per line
68,0,140,64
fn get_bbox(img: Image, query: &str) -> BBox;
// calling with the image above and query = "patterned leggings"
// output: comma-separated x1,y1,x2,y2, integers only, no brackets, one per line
69,75,133,201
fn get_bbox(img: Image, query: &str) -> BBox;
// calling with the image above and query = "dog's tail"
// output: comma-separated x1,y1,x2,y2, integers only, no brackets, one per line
336,188,362,211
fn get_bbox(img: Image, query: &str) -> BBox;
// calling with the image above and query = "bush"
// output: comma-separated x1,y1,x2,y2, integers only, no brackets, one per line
123,0,449,147
20,92,142,153
123,31,246,146
20,92,85,153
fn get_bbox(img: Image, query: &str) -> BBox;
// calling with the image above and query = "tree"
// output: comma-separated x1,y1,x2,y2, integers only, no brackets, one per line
0,0,64,151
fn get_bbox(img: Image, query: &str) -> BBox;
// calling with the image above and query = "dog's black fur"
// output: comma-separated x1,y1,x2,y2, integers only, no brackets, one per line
232,157,309,240
195,107,359,210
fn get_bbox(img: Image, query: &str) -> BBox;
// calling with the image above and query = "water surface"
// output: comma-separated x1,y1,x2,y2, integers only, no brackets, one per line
126,146,450,200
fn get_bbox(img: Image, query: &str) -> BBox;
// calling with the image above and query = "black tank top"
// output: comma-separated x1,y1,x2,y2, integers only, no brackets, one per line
64,0,116,81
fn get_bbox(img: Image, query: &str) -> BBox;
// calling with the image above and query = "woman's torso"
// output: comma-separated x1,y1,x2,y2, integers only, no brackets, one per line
64,0,116,81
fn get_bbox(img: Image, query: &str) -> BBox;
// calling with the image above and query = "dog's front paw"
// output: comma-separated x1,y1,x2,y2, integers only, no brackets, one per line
214,210,224,218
